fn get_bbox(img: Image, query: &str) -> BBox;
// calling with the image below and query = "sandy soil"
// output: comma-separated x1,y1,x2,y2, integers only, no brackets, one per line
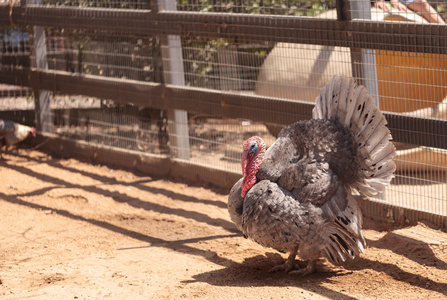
1,149,447,299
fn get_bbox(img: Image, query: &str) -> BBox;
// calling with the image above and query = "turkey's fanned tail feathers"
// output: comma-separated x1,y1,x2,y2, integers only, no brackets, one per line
313,77,396,197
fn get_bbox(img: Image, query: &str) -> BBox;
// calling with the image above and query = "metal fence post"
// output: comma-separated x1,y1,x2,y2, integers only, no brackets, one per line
157,0,191,160
347,0,380,106
338,0,384,200
29,0,53,133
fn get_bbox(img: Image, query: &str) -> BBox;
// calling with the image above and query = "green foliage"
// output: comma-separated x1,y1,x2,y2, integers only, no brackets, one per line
177,0,335,16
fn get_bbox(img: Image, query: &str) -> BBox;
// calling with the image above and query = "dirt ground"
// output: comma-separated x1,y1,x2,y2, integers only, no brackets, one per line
1,149,447,300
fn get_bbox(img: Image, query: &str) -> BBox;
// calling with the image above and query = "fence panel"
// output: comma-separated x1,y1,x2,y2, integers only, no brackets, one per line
0,0,446,226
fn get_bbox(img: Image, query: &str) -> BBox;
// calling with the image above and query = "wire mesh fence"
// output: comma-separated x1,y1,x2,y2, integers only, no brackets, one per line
0,29,30,67
42,29,160,82
39,0,150,9
0,0,446,226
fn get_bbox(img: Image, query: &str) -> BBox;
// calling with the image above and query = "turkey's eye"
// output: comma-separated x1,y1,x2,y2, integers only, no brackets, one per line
248,143,258,154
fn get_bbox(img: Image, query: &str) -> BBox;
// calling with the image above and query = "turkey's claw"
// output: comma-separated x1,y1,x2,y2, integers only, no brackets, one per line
289,260,317,276
269,246,299,273
269,261,300,273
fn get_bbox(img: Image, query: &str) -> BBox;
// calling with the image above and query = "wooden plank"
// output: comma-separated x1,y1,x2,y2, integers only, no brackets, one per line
34,132,241,190
336,0,351,21
357,197,447,228
2,6,447,54
0,69,446,149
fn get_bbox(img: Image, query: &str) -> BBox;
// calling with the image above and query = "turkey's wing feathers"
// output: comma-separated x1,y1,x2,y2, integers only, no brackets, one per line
241,180,366,264
256,136,298,183
284,160,341,207
241,180,325,253
259,118,356,208
227,178,244,232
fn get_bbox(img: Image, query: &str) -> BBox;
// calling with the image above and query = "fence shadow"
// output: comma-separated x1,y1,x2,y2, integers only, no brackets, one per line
366,233,447,271
184,253,359,300
187,245,447,297
2,153,237,232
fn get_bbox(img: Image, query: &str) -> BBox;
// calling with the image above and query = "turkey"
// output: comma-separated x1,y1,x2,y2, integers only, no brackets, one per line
0,119,35,158
228,77,396,276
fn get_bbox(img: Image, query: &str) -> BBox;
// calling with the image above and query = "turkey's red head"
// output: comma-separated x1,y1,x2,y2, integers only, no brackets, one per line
241,136,265,198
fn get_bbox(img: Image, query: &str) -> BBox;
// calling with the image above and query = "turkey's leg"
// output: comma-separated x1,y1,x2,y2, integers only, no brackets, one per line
269,246,299,273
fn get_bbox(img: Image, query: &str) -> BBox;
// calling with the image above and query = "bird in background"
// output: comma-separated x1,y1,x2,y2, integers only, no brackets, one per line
0,119,35,158
228,77,396,276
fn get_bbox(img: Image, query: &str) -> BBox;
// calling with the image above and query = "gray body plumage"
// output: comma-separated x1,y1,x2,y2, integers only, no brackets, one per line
228,77,396,270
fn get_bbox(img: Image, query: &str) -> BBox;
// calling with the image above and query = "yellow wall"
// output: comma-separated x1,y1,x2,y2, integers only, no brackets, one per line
376,51,447,113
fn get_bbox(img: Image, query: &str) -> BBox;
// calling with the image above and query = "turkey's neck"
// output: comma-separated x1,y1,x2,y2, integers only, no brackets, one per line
241,149,265,197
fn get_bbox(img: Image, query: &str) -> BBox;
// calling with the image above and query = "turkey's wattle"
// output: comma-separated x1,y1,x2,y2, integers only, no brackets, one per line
241,136,265,198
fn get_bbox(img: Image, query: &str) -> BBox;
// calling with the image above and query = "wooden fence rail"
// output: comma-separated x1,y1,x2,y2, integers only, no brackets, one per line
0,68,446,149
1,6,447,54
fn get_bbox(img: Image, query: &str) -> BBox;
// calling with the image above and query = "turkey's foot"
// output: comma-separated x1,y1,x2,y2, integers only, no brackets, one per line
269,261,300,273
269,246,298,273
289,260,316,276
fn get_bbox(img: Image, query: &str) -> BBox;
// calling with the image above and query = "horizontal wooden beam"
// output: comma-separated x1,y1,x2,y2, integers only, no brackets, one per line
1,68,446,149
357,197,447,229
1,6,447,54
